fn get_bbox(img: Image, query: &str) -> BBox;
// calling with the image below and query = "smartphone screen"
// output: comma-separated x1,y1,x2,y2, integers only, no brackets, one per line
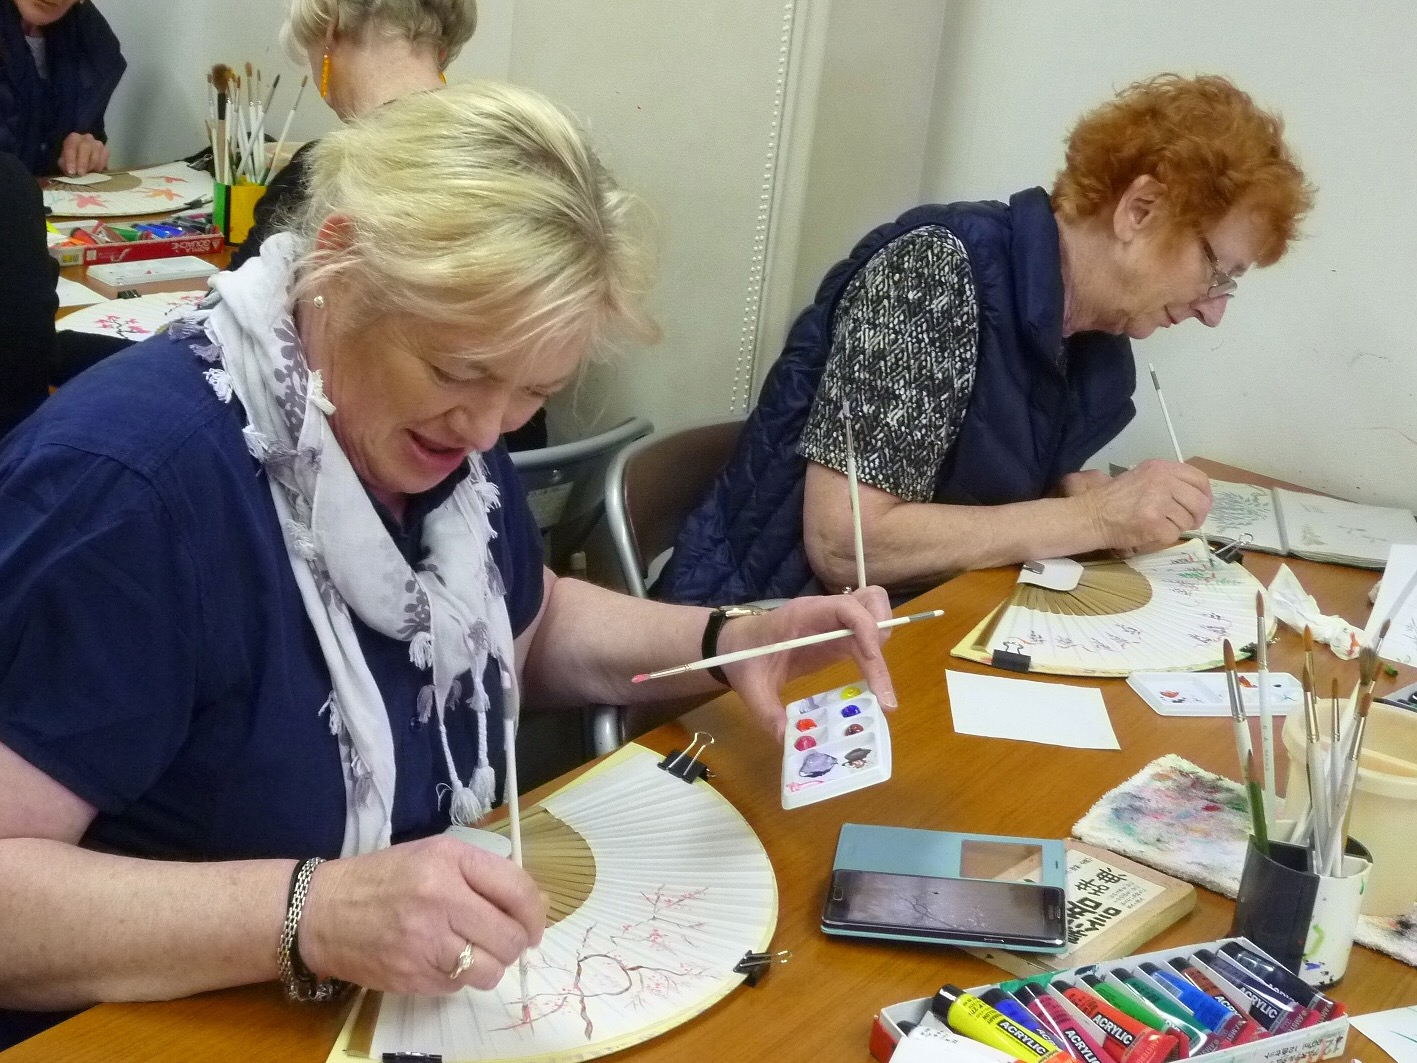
821,868,1066,947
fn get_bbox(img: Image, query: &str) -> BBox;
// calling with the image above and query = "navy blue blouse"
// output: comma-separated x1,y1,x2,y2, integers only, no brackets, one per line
0,332,544,861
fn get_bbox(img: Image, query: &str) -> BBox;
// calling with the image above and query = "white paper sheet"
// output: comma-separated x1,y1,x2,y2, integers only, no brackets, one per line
1365,544,1417,666
945,670,1120,750
1351,1005,1417,1063
54,275,107,308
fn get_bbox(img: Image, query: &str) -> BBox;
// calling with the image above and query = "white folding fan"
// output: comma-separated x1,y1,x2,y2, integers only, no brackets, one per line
953,541,1275,676
330,743,778,1063
42,162,213,217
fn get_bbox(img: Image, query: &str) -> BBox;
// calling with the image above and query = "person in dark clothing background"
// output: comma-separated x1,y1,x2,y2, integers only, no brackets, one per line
0,0,125,176
0,151,56,437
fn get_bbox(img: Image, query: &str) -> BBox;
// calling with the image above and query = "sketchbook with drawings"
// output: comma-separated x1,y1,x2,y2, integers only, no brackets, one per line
1200,480,1417,568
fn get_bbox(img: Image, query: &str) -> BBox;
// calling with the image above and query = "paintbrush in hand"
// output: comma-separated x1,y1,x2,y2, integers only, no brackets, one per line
1147,363,1216,570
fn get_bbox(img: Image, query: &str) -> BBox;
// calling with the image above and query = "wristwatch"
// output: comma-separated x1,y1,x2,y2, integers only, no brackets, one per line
702,605,767,686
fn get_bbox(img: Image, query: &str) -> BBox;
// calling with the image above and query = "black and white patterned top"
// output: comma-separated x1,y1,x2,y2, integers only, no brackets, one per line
798,225,980,503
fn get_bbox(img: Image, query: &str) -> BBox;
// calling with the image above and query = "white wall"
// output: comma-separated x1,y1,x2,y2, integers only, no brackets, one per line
97,0,514,168
922,0,1417,509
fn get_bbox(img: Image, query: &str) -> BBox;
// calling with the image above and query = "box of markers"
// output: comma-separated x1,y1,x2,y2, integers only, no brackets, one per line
48,221,224,267
869,937,1348,1063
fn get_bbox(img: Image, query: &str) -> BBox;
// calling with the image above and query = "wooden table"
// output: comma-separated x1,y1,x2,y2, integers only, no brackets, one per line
6,460,1414,1062
53,236,229,322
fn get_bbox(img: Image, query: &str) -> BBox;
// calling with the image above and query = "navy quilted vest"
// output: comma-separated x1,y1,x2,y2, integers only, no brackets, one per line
657,187,1136,606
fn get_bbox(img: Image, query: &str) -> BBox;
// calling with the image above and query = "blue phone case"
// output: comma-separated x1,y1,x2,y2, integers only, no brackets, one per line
823,823,1068,952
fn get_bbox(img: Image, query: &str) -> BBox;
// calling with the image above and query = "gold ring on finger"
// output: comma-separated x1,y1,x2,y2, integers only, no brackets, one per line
449,942,475,980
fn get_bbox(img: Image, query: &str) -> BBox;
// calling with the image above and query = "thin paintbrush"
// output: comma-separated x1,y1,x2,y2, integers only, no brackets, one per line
1147,363,1216,570
841,400,867,592
1328,686,1373,876
1224,640,1267,854
211,64,233,185
631,609,945,683
1255,591,1276,834
501,703,529,1019
1300,640,1331,873
262,72,282,115
1329,677,1342,833
261,74,309,185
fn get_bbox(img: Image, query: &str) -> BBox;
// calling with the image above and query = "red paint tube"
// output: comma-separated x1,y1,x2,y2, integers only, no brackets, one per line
1055,980,1183,1063
1014,984,1113,1063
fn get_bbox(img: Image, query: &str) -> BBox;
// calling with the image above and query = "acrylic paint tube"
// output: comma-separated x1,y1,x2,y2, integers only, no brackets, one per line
980,988,1053,1038
1139,965,1252,1044
1013,983,1114,1063
1054,979,1183,1063
1079,974,1192,1058
905,1015,1033,1063
933,985,1069,1063
1165,959,1265,1043
1111,970,1220,1053
1217,941,1345,1021
1191,949,1307,1034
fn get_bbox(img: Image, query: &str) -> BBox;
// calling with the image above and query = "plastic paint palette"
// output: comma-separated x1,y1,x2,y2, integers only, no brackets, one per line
781,682,893,809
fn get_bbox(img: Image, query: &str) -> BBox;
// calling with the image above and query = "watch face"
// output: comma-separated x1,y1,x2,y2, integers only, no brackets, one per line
722,606,765,618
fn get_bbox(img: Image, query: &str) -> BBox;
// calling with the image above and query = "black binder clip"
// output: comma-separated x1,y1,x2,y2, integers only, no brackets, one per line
991,649,1032,673
657,732,714,784
1211,535,1248,565
733,949,791,987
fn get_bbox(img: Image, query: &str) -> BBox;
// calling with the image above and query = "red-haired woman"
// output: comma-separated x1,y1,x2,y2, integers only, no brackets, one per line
661,74,1315,606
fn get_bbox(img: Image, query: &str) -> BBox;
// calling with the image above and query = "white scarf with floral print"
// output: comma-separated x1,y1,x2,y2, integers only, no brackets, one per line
175,233,518,857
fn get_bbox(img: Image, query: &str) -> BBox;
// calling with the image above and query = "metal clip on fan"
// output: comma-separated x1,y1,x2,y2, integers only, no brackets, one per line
733,949,791,987
658,731,714,783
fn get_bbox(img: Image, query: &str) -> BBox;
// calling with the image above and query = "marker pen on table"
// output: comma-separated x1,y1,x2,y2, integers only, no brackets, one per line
1138,964,1251,1044
1191,949,1306,1034
1012,983,1112,1063
933,985,1068,1063
1111,969,1216,1052
1216,941,1344,1021
1165,958,1265,1043
1053,978,1182,1063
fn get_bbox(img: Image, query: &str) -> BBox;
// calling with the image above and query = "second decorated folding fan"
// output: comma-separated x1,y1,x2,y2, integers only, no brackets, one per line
953,541,1276,676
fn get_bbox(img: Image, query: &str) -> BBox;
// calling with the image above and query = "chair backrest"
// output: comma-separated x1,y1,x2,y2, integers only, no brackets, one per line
604,418,745,597
510,416,653,571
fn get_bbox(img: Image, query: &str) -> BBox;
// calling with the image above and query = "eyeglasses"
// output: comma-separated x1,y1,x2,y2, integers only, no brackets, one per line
1199,235,1238,299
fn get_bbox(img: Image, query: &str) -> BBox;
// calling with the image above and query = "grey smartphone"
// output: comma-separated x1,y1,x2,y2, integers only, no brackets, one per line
821,867,1067,949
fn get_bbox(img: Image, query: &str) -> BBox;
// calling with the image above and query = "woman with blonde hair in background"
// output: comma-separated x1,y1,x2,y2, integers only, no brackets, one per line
233,0,477,268
0,81,897,1050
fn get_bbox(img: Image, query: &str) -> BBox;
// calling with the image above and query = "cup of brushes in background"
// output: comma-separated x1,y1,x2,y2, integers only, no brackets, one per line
1280,699,1417,916
1230,833,1371,988
213,182,266,246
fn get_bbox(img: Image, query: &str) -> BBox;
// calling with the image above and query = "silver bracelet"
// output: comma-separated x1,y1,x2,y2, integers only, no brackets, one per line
277,857,346,1003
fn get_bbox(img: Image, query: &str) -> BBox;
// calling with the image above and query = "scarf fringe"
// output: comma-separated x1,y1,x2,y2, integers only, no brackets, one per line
410,630,434,670
204,367,235,403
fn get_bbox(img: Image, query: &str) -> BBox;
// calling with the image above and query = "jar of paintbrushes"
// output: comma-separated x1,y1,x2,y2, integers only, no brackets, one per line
207,63,310,245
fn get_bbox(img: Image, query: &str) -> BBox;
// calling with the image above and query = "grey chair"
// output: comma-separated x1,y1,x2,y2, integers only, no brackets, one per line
604,418,746,598
508,417,652,771
510,416,653,573
586,419,747,754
